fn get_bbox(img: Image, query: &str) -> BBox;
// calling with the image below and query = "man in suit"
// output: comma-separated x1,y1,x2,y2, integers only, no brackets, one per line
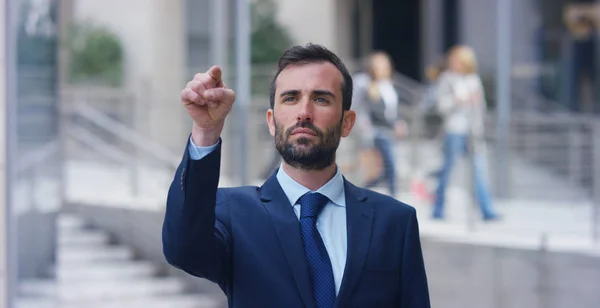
163,44,430,307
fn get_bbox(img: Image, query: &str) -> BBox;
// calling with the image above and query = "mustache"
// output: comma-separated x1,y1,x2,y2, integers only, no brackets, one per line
285,121,323,137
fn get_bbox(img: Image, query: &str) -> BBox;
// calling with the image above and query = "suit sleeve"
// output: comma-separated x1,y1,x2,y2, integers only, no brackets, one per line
400,207,431,307
162,137,232,287
188,136,219,160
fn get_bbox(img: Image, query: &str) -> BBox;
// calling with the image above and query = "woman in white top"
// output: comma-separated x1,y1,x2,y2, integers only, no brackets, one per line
432,45,499,221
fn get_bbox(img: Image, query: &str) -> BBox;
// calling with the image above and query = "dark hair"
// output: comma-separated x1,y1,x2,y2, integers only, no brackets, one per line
269,44,353,111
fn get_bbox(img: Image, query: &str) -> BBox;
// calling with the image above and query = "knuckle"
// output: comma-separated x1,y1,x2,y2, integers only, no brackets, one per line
184,89,196,99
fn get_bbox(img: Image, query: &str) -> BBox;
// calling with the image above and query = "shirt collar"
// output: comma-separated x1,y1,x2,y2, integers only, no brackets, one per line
276,164,346,207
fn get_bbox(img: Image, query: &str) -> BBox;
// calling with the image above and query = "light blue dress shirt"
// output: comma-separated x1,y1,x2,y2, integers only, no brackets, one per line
188,138,348,294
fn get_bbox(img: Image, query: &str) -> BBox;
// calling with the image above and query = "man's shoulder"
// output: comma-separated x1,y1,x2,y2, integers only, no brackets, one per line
347,181,416,217
216,185,261,205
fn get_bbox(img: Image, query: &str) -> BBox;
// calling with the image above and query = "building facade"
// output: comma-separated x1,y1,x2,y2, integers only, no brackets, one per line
60,0,598,149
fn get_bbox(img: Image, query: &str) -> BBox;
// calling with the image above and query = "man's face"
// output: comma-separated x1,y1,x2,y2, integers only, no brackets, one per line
267,62,355,171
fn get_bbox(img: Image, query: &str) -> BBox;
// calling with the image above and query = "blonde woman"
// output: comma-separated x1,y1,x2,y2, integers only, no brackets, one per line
432,45,499,221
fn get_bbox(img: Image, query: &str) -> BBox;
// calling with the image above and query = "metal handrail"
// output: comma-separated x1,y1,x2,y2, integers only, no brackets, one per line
17,140,60,175
66,124,133,165
72,103,180,169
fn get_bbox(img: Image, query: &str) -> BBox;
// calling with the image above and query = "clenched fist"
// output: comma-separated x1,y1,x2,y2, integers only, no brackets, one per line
181,66,236,146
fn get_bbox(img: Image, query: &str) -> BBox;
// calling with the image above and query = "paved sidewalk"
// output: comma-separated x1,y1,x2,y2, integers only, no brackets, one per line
47,156,598,257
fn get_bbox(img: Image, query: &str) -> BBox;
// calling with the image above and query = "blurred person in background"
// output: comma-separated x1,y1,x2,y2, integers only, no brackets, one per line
163,44,430,307
422,57,447,111
411,57,448,202
431,45,499,221
563,2,598,113
358,52,407,197
345,56,383,187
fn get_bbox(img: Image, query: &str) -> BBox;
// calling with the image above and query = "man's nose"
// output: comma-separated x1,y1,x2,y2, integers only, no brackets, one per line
296,99,313,122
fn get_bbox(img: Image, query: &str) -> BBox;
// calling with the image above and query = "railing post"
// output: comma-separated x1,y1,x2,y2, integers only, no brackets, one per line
28,166,37,211
131,89,141,200
494,0,512,199
58,90,69,209
536,233,549,308
467,130,477,232
130,160,139,199
568,125,582,185
409,92,422,189
593,120,600,245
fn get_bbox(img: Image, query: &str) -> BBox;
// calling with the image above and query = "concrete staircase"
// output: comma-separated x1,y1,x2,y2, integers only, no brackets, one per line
17,214,220,308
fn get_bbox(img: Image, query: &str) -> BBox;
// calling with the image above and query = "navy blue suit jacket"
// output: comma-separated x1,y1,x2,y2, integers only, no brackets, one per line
162,140,430,307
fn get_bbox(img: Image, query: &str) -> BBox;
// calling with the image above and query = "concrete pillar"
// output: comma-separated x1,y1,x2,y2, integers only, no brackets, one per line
148,0,187,151
357,0,373,59
334,0,355,62
422,0,444,70
277,0,337,51
0,0,8,306
0,0,15,305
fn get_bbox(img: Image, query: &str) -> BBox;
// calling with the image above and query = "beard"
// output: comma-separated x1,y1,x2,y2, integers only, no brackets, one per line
274,118,342,171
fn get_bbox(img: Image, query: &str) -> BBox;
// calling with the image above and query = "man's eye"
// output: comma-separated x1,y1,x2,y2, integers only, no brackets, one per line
283,97,296,102
315,97,329,103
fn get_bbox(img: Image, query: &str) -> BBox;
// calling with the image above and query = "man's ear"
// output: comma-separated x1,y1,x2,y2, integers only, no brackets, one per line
341,110,356,138
266,109,275,136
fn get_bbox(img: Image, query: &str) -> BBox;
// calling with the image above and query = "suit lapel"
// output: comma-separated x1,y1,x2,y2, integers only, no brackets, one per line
260,172,315,308
336,179,374,307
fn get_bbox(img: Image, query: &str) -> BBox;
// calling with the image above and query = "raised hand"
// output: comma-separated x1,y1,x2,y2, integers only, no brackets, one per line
181,66,236,146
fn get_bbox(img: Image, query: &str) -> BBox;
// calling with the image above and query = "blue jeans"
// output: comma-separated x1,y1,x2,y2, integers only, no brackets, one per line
433,134,497,219
365,134,396,196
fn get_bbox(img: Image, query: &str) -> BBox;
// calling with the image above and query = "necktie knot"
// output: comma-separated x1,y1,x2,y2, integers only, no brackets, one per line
298,192,329,219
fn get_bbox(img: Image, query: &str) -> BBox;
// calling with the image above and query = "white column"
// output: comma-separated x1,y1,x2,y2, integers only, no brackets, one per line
333,0,354,62
210,0,229,70
358,0,373,59
150,0,187,150
235,0,251,184
277,0,337,49
0,0,16,305
422,0,444,70
495,0,512,198
0,0,8,305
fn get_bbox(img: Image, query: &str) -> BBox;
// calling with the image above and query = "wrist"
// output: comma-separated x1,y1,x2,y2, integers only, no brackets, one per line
191,122,223,146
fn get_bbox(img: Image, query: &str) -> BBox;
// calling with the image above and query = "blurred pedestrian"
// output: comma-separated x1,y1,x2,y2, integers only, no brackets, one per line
563,3,598,113
411,57,447,202
347,58,382,185
356,52,406,197
431,45,499,221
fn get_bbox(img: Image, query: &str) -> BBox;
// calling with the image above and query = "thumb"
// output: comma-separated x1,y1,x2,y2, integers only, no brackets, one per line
207,66,223,86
